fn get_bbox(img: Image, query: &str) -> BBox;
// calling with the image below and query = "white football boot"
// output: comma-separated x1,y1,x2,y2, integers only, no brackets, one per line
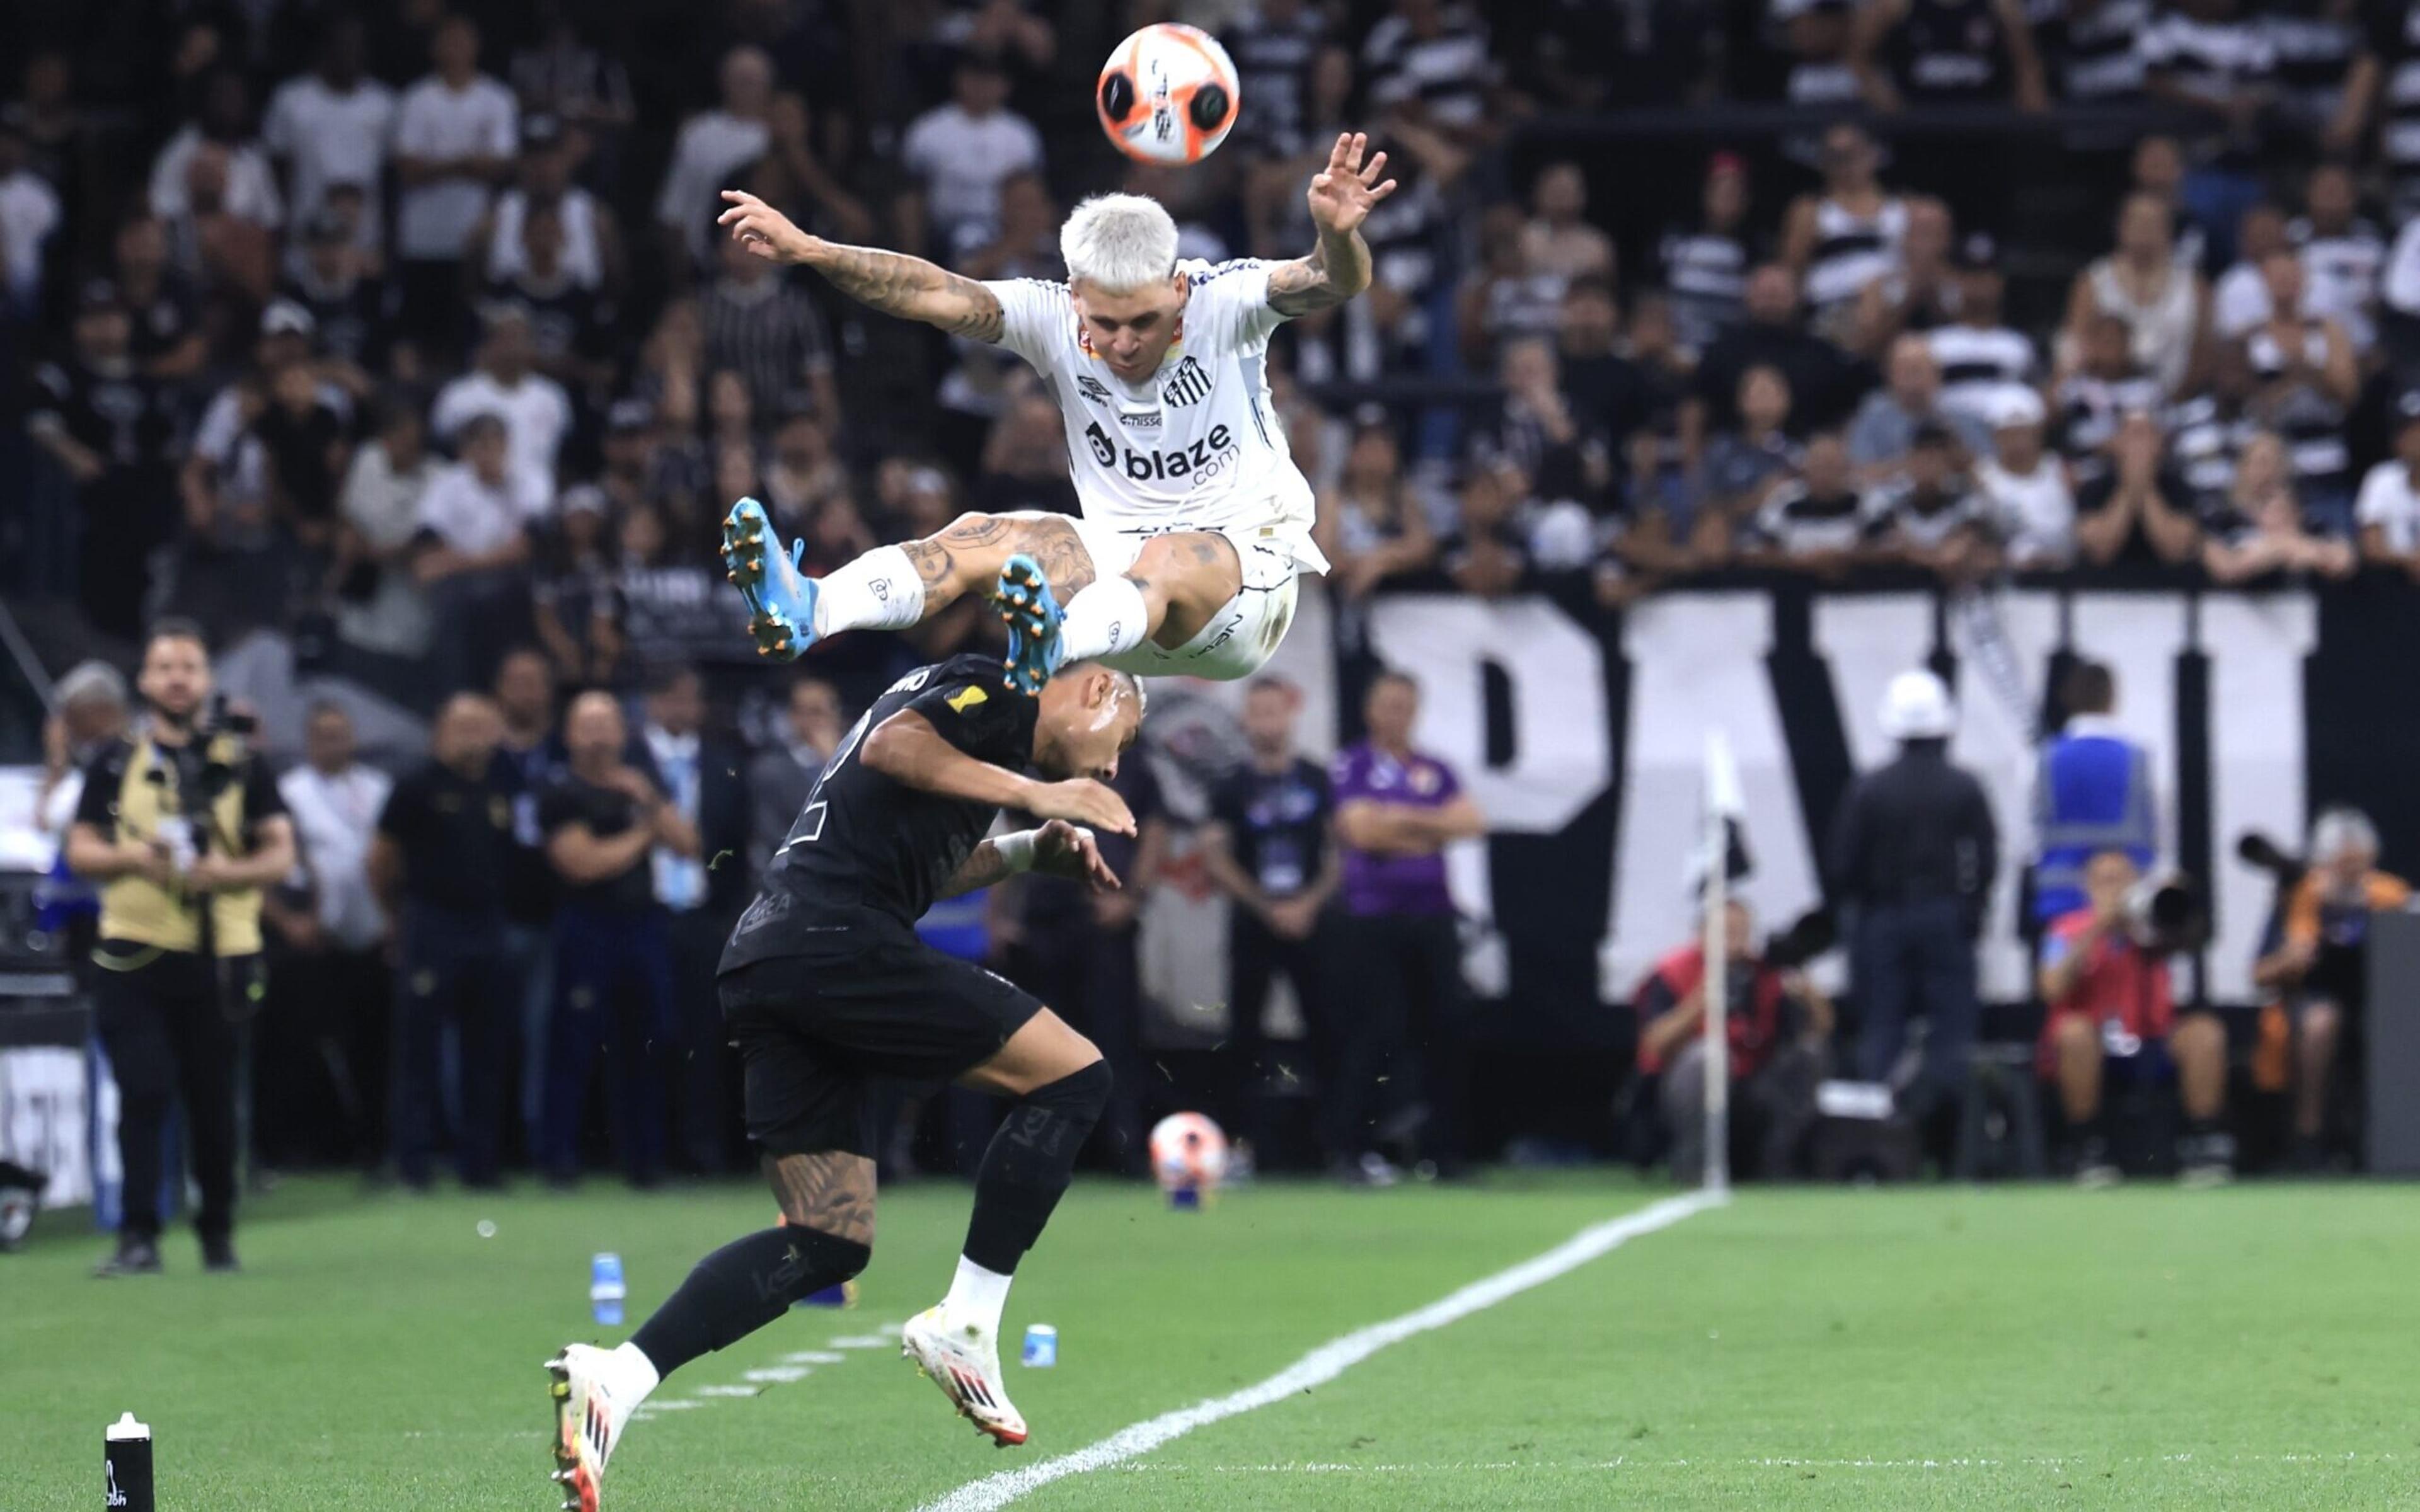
545,1344,638,1510
901,1305,1028,1446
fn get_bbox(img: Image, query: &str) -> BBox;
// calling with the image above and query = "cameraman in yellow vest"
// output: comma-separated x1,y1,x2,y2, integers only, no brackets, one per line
65,621,296,1278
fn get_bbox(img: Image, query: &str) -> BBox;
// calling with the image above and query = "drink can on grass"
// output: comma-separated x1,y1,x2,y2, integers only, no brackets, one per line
103,1412,152,1512
1022,1324,1059,1368
591,1252,626,1327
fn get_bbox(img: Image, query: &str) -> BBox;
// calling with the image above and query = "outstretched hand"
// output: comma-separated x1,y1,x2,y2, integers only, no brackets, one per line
1034,818,1122,893
1306,132,1397,238
718,190,819,264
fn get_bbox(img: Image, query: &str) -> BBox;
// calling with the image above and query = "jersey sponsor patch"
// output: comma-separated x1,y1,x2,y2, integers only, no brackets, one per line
1163,356,1212,408
1082,421,1238,484
1075,374,1111,403
945,685,989,713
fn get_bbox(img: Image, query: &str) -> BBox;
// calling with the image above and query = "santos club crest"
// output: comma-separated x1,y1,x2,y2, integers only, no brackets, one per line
1162,356,1211,407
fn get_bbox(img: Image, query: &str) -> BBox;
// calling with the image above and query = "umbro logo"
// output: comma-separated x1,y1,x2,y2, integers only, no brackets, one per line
1163,357,1211,408
1075,375,1111,403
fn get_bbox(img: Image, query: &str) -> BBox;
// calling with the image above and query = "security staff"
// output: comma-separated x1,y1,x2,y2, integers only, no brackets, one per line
1198,677,1340,1163
368,694,515,1188
1827,669,1998,1128
2032,659,2155,929
66,621,296,1276
539,690,696,1187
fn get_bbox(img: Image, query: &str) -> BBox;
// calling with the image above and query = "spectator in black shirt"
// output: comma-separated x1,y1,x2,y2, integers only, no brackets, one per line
1199,677,1341,1166
369,692,516,1188
112,212,208,381
490,646,563,1148
1659,153,1754,360
1443,463,1533,598
252,357,352,548
1688,264,1865,453
2075,410,2205,566
539,690,698,1186
26,282,180,636
1854,0,2048,111
282,209,390,384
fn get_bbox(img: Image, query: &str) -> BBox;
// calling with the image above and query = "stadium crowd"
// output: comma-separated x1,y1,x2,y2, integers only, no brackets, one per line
12,0,2420,1189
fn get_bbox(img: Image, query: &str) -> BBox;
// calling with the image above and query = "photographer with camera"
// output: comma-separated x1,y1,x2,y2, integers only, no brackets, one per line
64,621,297,1276
1634,897,1834,1183
2256,808,2410,1171
2037,850,2230,1186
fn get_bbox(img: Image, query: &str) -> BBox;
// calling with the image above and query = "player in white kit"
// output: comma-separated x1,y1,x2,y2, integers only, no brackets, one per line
713,131,1396,693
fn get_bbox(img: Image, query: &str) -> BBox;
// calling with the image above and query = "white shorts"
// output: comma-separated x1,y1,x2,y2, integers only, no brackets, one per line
1011,512,1325,682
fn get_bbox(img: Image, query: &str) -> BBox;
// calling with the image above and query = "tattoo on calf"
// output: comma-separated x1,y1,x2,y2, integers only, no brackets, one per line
902,539,955,590
766,1151,876,1247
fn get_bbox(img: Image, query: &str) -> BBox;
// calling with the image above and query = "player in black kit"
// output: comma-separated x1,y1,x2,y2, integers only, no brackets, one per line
546,653,1144,1508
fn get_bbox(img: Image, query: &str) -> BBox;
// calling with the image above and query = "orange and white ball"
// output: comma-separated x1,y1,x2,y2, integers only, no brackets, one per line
1097,23,1241,166
1148,1111,1230,1192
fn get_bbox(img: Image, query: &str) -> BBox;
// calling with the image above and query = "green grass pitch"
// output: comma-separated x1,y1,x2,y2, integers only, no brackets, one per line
9,1174,2416,1509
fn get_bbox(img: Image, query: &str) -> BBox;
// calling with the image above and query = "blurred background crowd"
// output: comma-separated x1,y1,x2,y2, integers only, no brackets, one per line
8,0,2420,1200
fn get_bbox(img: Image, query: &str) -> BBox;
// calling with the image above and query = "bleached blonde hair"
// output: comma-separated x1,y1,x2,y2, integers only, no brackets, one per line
1061,194,1180,294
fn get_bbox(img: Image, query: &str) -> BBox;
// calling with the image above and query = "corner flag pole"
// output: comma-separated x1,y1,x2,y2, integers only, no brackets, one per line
1701,730,1742,1199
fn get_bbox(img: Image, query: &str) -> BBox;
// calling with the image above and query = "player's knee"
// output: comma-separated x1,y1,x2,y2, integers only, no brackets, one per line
1027,1057,1113,1132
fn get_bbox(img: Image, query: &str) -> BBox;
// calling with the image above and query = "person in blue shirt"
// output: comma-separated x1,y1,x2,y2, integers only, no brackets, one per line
2032,659,2155,932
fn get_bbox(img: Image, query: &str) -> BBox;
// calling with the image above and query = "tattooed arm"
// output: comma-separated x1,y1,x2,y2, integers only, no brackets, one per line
1267,131,1400,319
718,190,1005,341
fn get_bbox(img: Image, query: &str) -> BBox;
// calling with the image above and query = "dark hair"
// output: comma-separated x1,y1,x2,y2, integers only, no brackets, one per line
1246,675,1298,699
647,663,701,697
2062,659,2116,716
1368,667,1419,697
306,699,350,724
144,617,209,656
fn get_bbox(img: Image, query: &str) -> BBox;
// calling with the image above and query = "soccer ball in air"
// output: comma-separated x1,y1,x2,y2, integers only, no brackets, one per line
1148,1112,1230,1194
1097,23,1241,166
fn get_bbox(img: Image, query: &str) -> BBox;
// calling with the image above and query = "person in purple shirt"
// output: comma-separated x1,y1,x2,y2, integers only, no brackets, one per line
1330,670,1487,1180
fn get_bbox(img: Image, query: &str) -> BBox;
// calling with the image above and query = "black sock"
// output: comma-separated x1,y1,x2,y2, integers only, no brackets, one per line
630,1225,870,1379
962,1061,1110,1274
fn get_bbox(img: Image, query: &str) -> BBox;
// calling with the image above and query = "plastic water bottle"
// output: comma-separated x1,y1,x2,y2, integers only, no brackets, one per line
103,1412,152,1511
590,1253,626,1327
1021,1324,1058,1368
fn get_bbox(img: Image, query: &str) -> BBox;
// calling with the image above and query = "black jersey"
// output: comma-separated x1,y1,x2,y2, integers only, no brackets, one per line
725,656,1037,964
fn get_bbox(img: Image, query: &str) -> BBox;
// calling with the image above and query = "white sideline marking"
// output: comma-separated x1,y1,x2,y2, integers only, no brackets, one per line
744,1366,813,1383
830,1334,895,1348
914,1189,1725,1512
783,1350,849,1365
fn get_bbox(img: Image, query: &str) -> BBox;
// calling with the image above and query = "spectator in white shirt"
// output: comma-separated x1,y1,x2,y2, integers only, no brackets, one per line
655,45,775,274
270,701,395,1167
149,71,284,235
899,52,1044,260
415,412,542,692
430,304,572,506
2356,390,2420,576
392,15,517,349
2211,201,2288,343
263,16,396,256
1974,388,2077,568
0,123,60,314
279,701,395,959
476,113,617,294
2291,162,2384,353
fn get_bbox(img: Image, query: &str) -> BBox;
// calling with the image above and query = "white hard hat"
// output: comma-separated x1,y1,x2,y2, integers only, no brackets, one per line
1879,669,1957,740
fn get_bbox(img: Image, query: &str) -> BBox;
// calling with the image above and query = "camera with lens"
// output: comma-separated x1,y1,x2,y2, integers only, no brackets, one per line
2125,871,2210,953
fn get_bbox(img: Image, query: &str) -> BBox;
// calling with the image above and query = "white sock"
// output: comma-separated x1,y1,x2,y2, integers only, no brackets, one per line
1056,575,1150,663
942,1254,1015,1337
608,1341,662,1407
812,544,926,636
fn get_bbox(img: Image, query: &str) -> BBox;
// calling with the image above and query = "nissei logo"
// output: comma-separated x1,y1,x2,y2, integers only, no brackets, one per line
1083,421,1236,483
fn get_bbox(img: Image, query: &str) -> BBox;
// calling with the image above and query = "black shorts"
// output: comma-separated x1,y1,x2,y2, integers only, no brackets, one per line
719,908,1042,1159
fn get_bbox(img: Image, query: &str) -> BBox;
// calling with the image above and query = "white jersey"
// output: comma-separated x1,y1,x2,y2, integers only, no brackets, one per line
986,260,1318,552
